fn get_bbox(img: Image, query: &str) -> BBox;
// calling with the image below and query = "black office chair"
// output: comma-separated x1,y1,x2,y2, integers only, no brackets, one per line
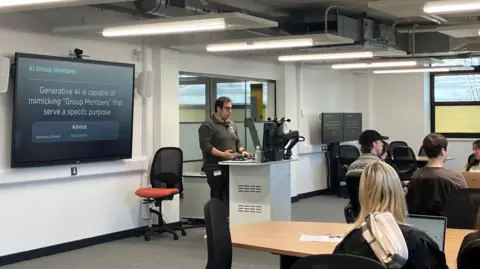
344,174,361,223
338,145,360,171
291,254,386,269
406,176,460,216
418,146,426,156
337,145,360,198
389,141,408,158
135,147,187,241
443,189,480,229
204,198,232,269
391,146,418,180
458,238,480,269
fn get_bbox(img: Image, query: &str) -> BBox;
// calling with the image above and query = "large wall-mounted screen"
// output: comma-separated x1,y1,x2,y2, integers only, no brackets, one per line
11,53,135,168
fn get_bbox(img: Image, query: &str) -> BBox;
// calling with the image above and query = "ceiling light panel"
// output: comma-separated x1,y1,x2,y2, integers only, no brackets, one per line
0,0,129,12
204,33,354,52
373,67,450,74
206,38,314,52
278,51,374,62
332,60,418,69
103,18,226,37
424,0,480,14
99,12,277,37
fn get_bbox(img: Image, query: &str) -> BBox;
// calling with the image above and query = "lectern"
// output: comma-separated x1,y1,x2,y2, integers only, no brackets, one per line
219,159,296,226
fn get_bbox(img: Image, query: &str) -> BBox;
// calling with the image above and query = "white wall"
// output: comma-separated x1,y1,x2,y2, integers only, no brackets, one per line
294,66,357,194
0,15,148,257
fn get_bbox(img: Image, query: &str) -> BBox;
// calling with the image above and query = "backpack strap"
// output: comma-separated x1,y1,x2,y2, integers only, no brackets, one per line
362,213,408,269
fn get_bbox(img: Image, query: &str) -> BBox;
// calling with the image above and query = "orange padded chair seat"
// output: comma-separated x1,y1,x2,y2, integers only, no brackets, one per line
135,188,179,199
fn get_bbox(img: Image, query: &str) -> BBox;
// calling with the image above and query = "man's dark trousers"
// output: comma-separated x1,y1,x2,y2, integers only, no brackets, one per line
203,165,230,214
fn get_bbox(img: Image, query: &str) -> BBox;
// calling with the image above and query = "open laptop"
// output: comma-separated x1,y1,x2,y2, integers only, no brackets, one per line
461,172,480,188
406,214,447,251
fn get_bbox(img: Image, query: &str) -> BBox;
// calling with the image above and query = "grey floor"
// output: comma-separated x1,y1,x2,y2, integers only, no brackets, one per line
3,195,348,269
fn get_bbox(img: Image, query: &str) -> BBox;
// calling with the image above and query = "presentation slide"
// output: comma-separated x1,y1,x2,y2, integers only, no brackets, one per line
12,54,135,167
435,106,480,133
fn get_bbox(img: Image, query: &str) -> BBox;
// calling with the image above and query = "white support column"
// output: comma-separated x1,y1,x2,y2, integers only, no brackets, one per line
275,63,299,197
152,48,181,223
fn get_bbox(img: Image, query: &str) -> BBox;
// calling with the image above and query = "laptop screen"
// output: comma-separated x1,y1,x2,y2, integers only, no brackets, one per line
406,214,447,251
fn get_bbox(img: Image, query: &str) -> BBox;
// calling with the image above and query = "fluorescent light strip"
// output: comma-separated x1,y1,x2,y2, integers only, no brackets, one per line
424,1,480,14
206,38,314,52
373,68,450,74
332,60,418,69
0,0,74,7
103,18,226,37
278,51,374,62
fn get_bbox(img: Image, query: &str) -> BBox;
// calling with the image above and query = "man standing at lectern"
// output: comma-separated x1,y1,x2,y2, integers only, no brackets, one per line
198,96,251,205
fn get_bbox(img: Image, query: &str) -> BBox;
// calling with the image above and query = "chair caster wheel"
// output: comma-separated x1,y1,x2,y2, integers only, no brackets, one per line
181,230,187,236
144,236,150,241
173,234,179,240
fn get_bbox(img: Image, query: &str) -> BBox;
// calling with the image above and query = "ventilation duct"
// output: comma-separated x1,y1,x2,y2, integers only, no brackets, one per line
397,32,480,56
89,0,285,37
283,14,399,53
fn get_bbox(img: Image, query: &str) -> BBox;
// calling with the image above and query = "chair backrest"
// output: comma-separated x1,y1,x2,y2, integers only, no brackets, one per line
150,147,183,191
443,189,480,229
418,146,426,156
406,177,460,216
291,254,386,269
346,174,362,219
458,238,480,269
391,146,418,179
204,198,232,269
338,145,360,166
389,141,408,156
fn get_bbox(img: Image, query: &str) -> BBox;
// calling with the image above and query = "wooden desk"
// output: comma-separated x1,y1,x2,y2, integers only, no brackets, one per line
231,221,474,269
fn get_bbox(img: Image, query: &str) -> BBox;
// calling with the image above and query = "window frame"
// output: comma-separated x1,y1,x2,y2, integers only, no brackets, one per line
430,68,480,138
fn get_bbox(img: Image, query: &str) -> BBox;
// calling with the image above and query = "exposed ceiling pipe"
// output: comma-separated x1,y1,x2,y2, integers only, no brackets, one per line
324,5,344,35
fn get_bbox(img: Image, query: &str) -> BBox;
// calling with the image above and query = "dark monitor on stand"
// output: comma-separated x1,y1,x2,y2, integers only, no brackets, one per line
262,122,284,162
261,118,304,162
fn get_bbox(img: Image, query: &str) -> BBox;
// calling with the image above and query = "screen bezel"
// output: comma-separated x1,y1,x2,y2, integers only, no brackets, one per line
406,214,447,251
11,52,136,168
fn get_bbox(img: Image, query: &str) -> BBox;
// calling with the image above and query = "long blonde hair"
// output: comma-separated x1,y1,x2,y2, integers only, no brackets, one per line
353,161,407,228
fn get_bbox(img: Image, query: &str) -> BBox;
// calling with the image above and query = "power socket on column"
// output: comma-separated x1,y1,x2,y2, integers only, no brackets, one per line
321,144,329,152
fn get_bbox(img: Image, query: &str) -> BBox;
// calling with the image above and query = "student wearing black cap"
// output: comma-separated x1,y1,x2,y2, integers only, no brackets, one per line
346,130,389,176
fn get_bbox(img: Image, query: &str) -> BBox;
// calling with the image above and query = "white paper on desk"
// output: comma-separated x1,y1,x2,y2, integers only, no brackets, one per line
299,234,343,243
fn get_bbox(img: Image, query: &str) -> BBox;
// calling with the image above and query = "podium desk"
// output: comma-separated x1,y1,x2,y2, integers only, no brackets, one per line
219,159,297,227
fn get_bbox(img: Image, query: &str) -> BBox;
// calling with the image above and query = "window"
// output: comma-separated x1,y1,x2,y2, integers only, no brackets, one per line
431,69,480,138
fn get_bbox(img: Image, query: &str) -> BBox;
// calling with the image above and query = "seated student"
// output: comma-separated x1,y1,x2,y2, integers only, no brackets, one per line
466,140,480,172
412,133,467,188
347,130,388,176
334,161,447,269
457,215,480,269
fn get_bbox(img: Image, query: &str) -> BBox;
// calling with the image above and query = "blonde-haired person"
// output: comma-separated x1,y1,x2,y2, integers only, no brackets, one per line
333,161,447,269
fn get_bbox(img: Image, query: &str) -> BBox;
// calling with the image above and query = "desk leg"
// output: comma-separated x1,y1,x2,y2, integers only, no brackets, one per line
279,255,300,269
